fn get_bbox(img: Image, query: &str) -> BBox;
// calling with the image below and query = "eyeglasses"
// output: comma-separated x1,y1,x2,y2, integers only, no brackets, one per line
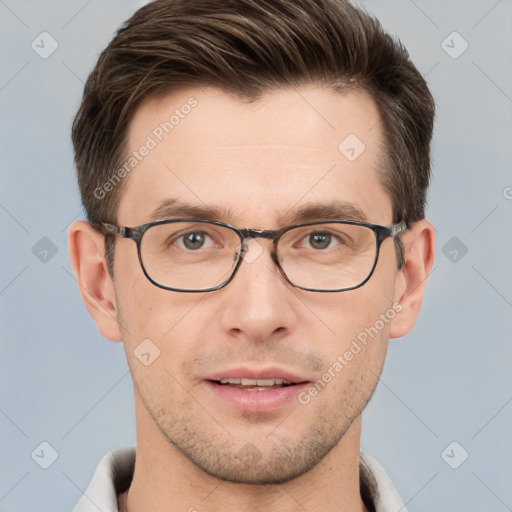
101,219,407,293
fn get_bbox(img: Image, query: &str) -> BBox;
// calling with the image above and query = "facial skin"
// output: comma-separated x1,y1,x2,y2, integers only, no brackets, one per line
69,85,435,512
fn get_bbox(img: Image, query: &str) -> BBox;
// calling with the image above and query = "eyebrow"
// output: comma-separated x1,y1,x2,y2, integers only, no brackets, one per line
148,199,231,223
147,198,369,226
278,201,369,225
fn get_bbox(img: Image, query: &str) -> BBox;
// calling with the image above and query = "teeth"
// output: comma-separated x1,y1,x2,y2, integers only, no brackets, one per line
219,378,291,386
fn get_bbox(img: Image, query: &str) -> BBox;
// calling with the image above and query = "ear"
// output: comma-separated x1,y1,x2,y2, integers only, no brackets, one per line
389,219,435,339
68,220,123,342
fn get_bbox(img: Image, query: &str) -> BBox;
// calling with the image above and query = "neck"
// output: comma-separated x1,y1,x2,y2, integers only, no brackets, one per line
120,398,369,512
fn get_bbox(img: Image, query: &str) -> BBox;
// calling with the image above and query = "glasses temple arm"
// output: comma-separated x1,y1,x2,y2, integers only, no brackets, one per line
102,223,130,238
390,221,408,236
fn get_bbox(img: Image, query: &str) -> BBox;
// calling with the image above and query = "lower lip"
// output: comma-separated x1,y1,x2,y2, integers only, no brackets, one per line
205,381,309,413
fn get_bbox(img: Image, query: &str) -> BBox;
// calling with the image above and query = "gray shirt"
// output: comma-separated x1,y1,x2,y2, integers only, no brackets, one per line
72,446,407,512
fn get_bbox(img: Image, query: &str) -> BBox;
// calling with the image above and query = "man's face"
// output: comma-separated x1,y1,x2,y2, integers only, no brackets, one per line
113,86,402,483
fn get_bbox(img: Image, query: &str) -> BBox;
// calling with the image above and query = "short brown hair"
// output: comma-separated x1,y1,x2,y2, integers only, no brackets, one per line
72,0,435,268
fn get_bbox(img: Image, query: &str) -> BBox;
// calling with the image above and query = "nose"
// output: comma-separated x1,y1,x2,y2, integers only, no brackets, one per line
219,239,298,343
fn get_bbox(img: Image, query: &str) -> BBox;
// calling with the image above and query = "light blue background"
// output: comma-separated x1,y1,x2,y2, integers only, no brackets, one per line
1,1,511,511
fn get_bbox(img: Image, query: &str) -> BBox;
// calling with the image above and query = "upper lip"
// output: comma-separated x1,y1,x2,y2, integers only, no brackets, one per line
205,366,309,385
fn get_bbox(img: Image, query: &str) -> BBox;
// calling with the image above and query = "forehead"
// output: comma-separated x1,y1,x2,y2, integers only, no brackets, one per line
117,85,392,226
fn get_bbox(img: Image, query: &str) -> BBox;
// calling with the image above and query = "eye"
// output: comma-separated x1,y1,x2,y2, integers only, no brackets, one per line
304,231,337,250
176,230,213,250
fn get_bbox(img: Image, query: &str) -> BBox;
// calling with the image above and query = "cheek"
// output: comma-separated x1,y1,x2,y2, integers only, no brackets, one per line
114,269,218,383
302,244,397,376
305,285,395,354
114,243,187,341
321,309,391,408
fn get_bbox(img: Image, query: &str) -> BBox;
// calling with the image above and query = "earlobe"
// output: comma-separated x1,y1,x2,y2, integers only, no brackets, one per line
389,219,435,339
68,220,123,342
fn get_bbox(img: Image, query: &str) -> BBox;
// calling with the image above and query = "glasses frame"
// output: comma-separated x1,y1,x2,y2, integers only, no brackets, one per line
101,219,408,293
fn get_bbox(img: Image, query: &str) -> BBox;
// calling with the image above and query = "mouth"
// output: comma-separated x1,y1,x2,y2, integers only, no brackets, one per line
204,369,310,413
214,377,295,391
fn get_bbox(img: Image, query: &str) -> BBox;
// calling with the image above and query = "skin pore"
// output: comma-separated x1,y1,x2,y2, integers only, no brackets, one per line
69,85,435,512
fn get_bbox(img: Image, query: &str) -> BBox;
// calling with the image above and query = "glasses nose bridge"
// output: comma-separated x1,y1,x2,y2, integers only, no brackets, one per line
237,228,282,265
238,228,280,250
240,228,279,241
235,228,283,283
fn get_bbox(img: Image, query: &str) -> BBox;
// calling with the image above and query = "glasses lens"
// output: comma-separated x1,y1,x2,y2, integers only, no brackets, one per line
140,221,241,291
278,223,377,290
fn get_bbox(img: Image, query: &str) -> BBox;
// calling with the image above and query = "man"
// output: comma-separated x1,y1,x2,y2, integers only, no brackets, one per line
69,0,435,510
